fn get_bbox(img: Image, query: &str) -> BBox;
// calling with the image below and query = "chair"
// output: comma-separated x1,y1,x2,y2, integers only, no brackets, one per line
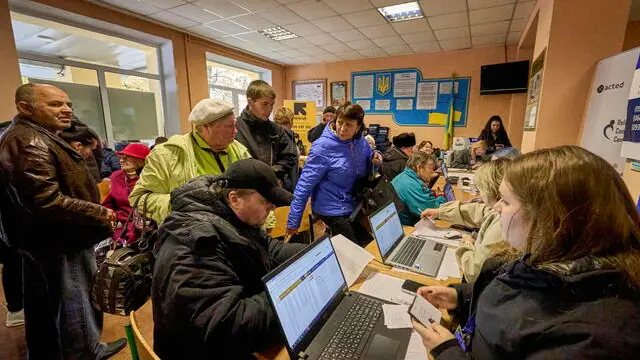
128,307,160,360
270,202,314,241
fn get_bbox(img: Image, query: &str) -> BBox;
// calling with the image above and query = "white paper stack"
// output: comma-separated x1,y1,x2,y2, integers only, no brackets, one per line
382,304,412,329
330,234,374,286
356,273,415,305
436,247,462,280
404,331,429,360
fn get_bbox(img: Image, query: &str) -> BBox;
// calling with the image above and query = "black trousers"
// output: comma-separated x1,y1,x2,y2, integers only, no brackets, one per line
318,215,373,247
0,241,23,313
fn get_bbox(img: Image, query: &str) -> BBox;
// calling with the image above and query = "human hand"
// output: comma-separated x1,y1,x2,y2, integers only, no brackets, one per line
284,228,298,243
105,209,116,223
412,318,455,352
372,151,383,165
421,209,438,219
461,234,475,245
417,286,458,310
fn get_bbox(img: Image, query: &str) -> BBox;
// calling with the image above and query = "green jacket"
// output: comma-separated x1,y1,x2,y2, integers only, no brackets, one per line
436,201,505,282
129,133,250,224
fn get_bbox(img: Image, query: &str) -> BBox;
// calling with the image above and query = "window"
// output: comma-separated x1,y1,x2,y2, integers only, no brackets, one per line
207,61,260,116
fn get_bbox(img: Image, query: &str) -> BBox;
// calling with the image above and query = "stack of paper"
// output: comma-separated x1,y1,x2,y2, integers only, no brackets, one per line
330,234,374,286
382,304,412,329
404,331,429,360
413,218,462,247
356,273,415,305
436,247,462,280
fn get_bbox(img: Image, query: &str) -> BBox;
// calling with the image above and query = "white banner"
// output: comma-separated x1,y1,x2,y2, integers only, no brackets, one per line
581,48,640,173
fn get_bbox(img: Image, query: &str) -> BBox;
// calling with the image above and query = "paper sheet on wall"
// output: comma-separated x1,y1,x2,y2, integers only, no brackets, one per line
393,73,417,97
330,234,374,287
383,304,412,329
294,83,325,109
417,82,438,110
436,247,462,280
404,331,429,360
354,75,374,98
356,273,415,305
375,99,391,111
356,99,371,110
439,82,453,95
396,99,413,110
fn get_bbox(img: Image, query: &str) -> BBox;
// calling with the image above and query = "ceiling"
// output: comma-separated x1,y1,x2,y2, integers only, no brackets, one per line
93,0,535,66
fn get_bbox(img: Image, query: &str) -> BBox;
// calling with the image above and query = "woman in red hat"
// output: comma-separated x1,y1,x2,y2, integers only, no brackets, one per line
102,143,150,244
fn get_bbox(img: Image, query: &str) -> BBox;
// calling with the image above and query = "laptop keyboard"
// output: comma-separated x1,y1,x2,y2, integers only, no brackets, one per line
391,236,426,266
318,296,383,360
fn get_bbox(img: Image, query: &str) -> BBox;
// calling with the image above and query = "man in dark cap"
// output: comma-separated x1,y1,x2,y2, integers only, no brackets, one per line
307,105,336,143
382,132,416,180
151,159,306,360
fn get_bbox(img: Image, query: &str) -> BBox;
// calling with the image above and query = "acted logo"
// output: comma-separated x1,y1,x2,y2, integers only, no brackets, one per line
596,82,624,93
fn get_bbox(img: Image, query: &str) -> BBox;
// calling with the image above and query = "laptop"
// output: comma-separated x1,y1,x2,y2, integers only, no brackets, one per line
440,162,448,179
369,202,446,277
444,181,456,202
263,236,410,360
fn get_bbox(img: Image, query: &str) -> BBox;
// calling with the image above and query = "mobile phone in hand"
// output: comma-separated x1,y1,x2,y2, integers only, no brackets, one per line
401,279,422,295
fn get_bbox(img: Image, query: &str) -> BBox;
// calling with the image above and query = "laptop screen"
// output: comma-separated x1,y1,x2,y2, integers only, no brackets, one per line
444,182,456,202
264,237,346,352
441,163,448,178
370,202,405,258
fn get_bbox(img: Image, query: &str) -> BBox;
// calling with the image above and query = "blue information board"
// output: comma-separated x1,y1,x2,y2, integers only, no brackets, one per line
351,68,470,127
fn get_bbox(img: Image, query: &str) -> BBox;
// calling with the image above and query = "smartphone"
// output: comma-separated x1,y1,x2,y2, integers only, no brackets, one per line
450,224,477,233
401,279,423,295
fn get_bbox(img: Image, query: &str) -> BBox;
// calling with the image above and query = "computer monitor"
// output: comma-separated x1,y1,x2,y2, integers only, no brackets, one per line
369,202,405,259
444,182,456,202
263,237,347,353
441,163,448,179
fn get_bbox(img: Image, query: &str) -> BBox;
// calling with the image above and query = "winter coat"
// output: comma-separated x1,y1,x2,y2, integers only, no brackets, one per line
478,130,512,154
382,147,409,180
307,122,326,143
391,168,446,225
435,201,505,282
450,149,486,169
288,124,373,229
151,175,306,359
432,255,640,360
235,108,297,188
101,147,120,178
102,170,138,244
0,116,111,251
129,132,250,224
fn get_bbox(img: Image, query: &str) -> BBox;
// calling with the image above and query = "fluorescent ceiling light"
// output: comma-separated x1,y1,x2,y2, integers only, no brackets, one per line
378,1,424,23
259,26,298,41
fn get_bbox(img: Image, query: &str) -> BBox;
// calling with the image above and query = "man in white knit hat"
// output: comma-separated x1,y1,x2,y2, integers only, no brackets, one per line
130,98,251,224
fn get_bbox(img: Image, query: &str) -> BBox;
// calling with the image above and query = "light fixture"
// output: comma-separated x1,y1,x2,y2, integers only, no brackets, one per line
37,34,56,43
377,1,424,23
259,26,298,41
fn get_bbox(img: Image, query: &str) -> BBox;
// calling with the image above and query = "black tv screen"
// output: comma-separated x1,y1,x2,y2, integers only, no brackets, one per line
480,60,530,95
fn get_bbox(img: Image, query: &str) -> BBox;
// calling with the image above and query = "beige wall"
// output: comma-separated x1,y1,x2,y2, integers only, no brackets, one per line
624,20,640,51
0,0,21,122
285,45,524,148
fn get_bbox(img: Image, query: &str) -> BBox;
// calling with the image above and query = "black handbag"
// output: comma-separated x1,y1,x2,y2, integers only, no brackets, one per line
351,174,405,221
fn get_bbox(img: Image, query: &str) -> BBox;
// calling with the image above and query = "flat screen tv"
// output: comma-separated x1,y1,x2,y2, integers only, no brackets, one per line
480,60,530,95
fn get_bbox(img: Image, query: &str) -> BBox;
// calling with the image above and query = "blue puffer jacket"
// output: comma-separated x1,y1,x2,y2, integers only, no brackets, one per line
288,124,373,229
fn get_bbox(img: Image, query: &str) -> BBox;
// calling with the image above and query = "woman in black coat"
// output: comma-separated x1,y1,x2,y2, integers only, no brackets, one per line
413,146,640,359
478,115,511,154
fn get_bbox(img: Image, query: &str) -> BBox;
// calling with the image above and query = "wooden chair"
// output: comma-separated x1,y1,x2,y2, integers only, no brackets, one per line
270,201,314,241
127,308,161,360
97,179,111,204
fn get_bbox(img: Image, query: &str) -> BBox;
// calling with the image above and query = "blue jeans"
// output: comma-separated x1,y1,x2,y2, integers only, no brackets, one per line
23,247,107,360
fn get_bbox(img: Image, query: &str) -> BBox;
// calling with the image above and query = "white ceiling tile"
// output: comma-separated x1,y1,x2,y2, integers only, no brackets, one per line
370,0,411,6
280,48,307,57
299,46,327,55
230,0,280,12
385,45,414,55
205,20,250,35
372,35,404,47
343,9,387,27
359,24,396,39
514,1,535,19
261,51,288,60
509,18,525,32
282,22,324,36
335,50,364,60
348,39,376,50
102,0,162,15
286,1,338,21
322,42,352,53
194,0,250,18
280,58,304,65
316,53,342,62
401,31,436,44
358,47,388,58
235,31,275,44
439,37,471,50
297,56,322,64
275,0,301,4
262,41,292,51
419,0,467,17
142,0,186,9
409,41,440,52
280,37,315,48
391,18,431,35
216,35,252,48
506,31,521,44
468,0,516,10
434,26,469,41
169,3,222,23
331,29,366,42
471,21,509,36
428,11,468,30
305,33,337,45
189,24,228,38
311,16,353,31
148,11,199,28
259,6,305,25
472,33,506,46
229,13,276,31
469,4,514,25
323,0,374,14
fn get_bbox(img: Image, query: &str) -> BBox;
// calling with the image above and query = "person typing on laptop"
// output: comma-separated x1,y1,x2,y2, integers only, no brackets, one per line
151,159,306,359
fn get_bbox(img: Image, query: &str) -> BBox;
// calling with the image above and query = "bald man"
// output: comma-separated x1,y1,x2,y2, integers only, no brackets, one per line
0,84,126,360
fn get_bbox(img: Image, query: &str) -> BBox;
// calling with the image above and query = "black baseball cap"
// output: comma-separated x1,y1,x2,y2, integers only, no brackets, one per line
218,159,293,207
323,106,336,114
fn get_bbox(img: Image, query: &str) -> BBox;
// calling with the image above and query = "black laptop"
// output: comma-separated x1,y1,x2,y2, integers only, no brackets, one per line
262,236,411,360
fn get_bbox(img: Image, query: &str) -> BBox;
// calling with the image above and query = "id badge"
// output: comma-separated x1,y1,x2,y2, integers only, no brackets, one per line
453,325,469,352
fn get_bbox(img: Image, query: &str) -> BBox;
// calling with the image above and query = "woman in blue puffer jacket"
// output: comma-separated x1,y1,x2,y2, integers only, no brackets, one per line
286,102,382,246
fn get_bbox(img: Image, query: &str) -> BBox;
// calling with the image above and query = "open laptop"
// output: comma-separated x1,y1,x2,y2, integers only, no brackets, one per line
369,202,446,277
440,162,448,179
263,236,410,360
444,181,456,202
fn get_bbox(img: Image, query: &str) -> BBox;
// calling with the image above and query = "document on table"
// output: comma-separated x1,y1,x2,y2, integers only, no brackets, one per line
436,247,462,280
330,234,374,286
404,331,428,360
356,273,415,305
413,218,462,247
382,304,412,329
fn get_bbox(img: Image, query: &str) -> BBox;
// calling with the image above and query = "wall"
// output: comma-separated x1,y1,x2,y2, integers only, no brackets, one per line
285,45,523,148
0,0,22,122
1,0,286,133
624,20,640,50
